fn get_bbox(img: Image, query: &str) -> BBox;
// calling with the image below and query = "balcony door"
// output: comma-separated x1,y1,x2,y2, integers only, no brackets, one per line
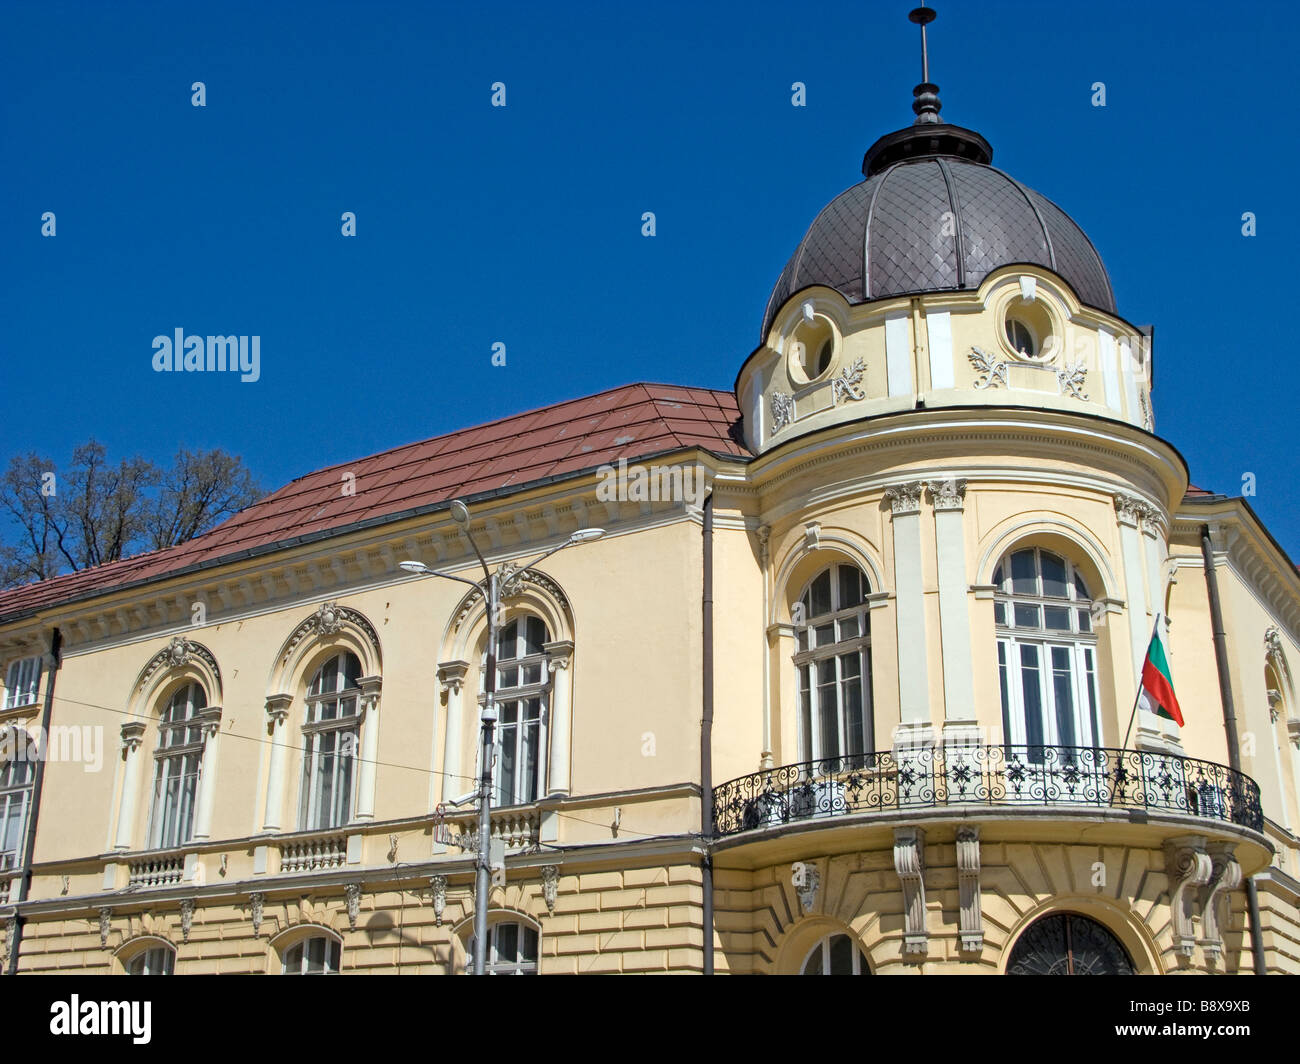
994,548,1101,759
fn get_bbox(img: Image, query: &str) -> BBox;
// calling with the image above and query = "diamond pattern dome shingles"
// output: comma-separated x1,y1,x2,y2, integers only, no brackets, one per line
762,150,1116,339
868,159,959,299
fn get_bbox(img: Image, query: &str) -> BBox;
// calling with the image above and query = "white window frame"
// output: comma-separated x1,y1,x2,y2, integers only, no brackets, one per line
467,920,539,975
282,934,341,975
3,656,41,711
488,617,550,808
793,565,874,767
994,547,1102,756
801,933,870,974
0,743,35,873
298,653,362,831
126,944,176,975
147,683,207,850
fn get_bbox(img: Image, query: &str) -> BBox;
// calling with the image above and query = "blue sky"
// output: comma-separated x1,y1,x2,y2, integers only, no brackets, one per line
3,0,1296,554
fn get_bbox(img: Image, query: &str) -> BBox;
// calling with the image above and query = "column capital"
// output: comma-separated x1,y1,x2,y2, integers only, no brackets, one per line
543,640,574,670
926,477,967,512
119,720,146,754
436,660,471,695
264,693,293,725
884,480,925,517
196,705,223,739
357,675,382,713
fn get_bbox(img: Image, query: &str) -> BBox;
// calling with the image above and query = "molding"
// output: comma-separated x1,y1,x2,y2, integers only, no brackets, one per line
119,721,146,754
436,660,471,695
264,694,292,727
892,827,927,955
543,640,574,670
280,601,381,670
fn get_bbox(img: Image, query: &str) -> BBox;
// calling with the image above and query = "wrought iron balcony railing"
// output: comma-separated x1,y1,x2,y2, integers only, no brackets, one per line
712,744,1264,838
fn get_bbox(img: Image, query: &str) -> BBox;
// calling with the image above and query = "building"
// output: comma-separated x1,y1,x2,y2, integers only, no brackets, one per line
2,12,1299,976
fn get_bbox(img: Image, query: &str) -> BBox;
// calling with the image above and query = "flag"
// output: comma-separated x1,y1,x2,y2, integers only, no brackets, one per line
1138,626,1183,727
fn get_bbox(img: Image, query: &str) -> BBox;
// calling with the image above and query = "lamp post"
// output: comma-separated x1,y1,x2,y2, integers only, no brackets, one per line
400,500,604,974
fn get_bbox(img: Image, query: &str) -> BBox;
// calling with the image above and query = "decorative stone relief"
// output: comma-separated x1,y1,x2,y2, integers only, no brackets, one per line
3,916,15,963
892,828,927,954
1114,492,1159,531
1139,390,1154,431
543,641,573,672
249,892,265,936
955,827,983,953
279,602,380,668
264,693,292,728
452,569,571,632
771,391,795,433
436,661,470,696
1198,843,1241,963
794,862,821,915
541,865,560,915
1056,362,1089,401
98,907,113,947
430,875,448,926
830,358,867,403
179,898,195,943
926,478,967,512
137,637,221,693
968,346,1008,389
1164,836,1213,959
357,676,382,717
345,883,361,930
884,481,925,517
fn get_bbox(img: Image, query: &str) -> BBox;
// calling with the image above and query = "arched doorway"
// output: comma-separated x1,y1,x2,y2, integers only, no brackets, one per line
1006,912,1135,974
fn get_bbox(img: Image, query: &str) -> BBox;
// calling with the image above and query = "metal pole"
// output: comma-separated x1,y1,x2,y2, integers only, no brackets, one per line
473,569,498,975
1200,524,1266,975
701,494,715,976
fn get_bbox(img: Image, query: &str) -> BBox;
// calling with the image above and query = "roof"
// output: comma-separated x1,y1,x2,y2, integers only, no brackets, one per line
761,155,1116,340
0,383,747,623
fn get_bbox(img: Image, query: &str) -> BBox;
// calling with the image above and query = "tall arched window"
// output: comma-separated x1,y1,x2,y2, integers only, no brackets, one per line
148,683,207,850
993,547,1101,753
298,652,362,830
467,920,539,975
794,565,873,767
1006,912,1135,974
801,933,871,975
0,729,34,872
491,616,550,807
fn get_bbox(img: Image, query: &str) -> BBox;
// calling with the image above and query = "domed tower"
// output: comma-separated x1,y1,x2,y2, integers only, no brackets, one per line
729,6,1193,804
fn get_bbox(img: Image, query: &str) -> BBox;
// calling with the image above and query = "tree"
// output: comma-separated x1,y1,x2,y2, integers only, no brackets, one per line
0,440,263,588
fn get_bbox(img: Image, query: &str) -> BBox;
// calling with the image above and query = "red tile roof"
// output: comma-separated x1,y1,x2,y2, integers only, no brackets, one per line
0,383,747,622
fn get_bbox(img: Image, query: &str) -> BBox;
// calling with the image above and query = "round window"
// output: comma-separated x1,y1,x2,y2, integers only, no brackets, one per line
789,316,836,384
1001,297,1055,361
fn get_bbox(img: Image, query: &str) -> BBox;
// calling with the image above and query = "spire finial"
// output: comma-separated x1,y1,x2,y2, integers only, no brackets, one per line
908,6,942,125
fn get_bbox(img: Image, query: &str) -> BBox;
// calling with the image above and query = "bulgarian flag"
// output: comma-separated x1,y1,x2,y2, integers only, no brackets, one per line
1138,625,1184,727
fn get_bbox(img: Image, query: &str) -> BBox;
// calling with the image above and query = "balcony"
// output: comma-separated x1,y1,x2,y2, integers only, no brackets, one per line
437,805,540,854
712,744,1264,838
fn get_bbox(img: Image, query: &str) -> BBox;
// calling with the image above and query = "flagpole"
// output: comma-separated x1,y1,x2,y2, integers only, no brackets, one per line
1121,613,1162,749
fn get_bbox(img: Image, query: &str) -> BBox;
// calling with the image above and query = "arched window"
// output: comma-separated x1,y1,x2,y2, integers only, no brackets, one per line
1006,912,1135,975
3,656,41,710
0,729,35,872
148,683,207,850
491,617,550,807
124,942,176,975
993,548,1100,753
794,565,873,767
467,920,539,975
801,933,871,975
282,934,342,975
298,652,362,830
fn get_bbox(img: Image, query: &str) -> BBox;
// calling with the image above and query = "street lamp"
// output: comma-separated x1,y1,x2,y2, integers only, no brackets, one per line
399,501,604,974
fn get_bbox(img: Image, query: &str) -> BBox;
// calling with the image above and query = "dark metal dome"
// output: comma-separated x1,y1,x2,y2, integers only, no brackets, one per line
761,130,1116,340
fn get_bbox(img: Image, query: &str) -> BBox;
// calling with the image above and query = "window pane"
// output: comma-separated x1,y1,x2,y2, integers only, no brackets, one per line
1019,644,1044,747
1040,552,1068,598
994,601,1006,626
809,571,832,618
813,623,835,649
828,934,855,975
1077,608,1091,633
1043,606,1071,631
799,666,812,762
839,614,859,640
496,922,518,963
1050,646,1077,747
997,641,1012,744
1014,604,1041,629
1010,550,1037,595
1074,572,1090,600
802,944,824,975
841,654,864,757
525,617,547,656
499,621,518,662
838,566,864,609
816,659,838,762
520,927,538,963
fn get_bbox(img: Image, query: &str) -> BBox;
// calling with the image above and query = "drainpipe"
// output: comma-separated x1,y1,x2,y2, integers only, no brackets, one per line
6,626,61,976
701,493,715,975
1200,525,1266,975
